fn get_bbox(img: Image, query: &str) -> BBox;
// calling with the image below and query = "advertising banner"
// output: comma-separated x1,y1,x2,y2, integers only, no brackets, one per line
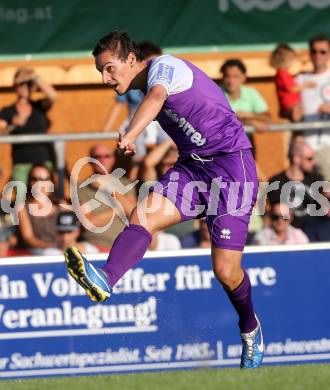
0,1,329,56
0,245,329,379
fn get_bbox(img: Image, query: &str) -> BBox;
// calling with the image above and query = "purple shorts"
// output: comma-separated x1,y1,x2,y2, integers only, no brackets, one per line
153,149,258,250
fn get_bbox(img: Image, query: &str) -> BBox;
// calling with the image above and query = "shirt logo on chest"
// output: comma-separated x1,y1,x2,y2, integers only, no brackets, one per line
163,108,206,146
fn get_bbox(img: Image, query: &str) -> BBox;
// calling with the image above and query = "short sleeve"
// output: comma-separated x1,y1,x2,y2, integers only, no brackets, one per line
249,88,268,113
147,55,193,96
116,94,129,103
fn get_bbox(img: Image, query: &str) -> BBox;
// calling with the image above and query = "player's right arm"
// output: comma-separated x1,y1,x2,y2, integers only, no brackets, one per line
118,84,167,155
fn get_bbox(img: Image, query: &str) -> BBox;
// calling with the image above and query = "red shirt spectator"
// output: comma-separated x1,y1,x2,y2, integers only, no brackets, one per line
275,68,300,113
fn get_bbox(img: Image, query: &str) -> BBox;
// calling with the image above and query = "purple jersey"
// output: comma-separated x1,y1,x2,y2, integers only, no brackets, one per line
147,55,251,157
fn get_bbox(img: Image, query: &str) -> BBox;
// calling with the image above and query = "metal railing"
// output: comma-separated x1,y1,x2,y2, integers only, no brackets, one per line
0,120,329,197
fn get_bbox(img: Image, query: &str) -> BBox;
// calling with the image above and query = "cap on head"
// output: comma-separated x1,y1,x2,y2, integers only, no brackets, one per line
57,211,80,233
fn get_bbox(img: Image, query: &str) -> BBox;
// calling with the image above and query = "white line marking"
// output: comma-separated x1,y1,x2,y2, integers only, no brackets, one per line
1,353,330,377
0,325,158,340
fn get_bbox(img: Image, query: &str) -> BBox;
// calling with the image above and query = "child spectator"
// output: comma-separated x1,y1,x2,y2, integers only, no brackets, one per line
270,43,315,122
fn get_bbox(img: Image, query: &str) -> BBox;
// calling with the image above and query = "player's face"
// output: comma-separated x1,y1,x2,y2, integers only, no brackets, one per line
222,66,246,94
95,50,136,95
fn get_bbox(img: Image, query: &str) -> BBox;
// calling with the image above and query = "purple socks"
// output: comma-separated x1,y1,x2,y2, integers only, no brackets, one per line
226,270,258,333
102,224,152,287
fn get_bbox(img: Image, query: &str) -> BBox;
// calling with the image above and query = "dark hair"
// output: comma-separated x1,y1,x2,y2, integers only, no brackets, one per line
26,163,57,203
309,34,330,50
220,59,247,75
270,43,296,69
92,30,143,61
138,41,162,60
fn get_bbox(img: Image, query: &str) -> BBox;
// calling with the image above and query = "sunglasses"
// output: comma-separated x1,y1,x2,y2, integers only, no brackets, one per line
92,154,114,159
311,49,329,55
14,80,34,88
30,176,51,181
271,214,289,221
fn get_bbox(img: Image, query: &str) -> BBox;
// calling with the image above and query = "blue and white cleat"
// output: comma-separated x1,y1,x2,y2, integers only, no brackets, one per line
240,317,264,369
64,246,112,302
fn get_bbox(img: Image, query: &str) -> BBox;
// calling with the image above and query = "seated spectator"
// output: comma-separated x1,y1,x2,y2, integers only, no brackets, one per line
220,59,271,132
141,139,178,182
78,144,136,251
296,34,330,180
270,43,316,122
18,164,59,254
148,230,181,251
0,212,31,257
42,211,99,255
252,202,309,245
303,189,330,242
0,224,17,258
268,140,324,228
0,67,57,183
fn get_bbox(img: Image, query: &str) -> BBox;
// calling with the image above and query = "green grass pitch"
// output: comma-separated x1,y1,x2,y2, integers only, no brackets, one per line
2,364,330,390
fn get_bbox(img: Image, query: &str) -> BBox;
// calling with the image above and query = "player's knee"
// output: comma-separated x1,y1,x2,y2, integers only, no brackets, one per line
129,208,158,234
213,263,241,290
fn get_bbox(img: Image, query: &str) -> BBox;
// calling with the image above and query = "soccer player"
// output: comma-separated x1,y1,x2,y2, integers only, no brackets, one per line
65,31,264,369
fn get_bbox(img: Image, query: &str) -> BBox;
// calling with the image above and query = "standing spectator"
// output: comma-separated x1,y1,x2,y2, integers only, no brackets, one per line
252,202,309,245
42,211,99,255
268,141,323,228
296,35,330,180
78,144,136,251
18,164,59,253
220,59,271,132
0,67,57,183
270,43,316,122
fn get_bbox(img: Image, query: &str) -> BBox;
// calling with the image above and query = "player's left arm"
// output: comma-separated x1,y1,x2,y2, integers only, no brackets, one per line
118,84,167,155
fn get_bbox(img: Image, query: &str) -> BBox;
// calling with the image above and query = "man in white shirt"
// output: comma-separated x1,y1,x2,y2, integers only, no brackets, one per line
296,35,330,180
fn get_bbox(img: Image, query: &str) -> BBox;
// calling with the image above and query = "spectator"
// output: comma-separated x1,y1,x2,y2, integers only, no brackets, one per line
270,43,316,122
220,59,271,132
141,139,178,182
42,211,99,255
252,202,309,245
0,67,57,183
17,164,59,253
0,225,17,257
148,230,181,251
296,34,330,180
303,189,330,242
78,144,136,250
268,140,324,228
0,213,31,257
